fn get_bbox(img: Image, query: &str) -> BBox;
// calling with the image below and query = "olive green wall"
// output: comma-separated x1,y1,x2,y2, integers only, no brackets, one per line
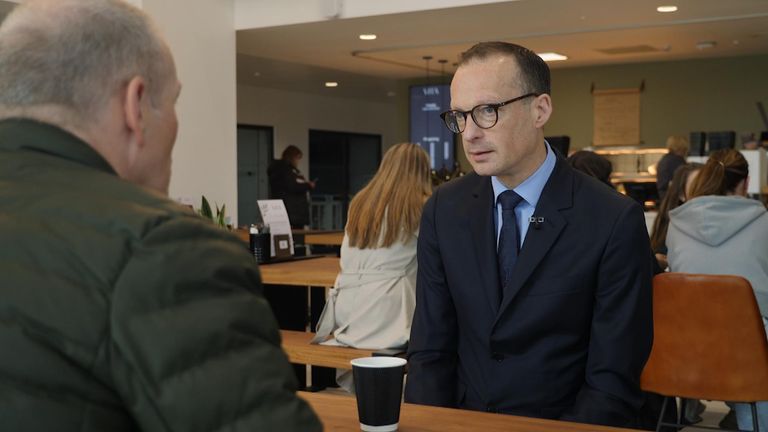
397,55,768,172
546,55,768,150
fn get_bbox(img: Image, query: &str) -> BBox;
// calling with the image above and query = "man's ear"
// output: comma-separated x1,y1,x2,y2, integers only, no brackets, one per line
123,76,147,150
532,93,552,128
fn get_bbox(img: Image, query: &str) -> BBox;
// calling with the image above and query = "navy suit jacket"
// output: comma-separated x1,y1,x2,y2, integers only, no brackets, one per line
405,158,654,428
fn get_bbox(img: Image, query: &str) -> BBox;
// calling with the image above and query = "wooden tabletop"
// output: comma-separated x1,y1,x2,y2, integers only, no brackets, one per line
281,330,373,369
303,231,344,246
259,256,339,287
300,392,641,432
234,229,345,246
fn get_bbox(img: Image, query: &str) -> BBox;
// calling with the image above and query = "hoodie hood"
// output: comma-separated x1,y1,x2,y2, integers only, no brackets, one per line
669,195,766,247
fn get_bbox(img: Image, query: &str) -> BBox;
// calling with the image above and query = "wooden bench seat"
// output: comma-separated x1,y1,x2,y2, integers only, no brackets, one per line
280,330,375,369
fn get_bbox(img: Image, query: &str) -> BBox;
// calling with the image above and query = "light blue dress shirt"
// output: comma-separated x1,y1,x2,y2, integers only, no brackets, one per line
492,141,556,248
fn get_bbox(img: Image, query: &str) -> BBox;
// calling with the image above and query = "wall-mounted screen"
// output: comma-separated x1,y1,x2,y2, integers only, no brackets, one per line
410,84,455,170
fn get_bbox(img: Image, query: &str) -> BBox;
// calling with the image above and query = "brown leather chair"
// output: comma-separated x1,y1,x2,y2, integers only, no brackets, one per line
641,273,768,431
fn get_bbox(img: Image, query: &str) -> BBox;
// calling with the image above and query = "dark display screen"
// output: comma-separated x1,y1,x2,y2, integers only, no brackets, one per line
410,84,455,170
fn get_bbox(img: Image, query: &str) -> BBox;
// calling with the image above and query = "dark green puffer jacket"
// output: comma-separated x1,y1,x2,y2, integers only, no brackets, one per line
0,119,322,431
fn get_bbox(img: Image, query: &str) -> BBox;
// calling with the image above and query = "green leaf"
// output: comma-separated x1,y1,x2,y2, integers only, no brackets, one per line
200,196,213,220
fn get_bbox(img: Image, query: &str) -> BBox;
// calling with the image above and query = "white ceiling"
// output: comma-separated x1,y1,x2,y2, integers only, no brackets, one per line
236,0,768,100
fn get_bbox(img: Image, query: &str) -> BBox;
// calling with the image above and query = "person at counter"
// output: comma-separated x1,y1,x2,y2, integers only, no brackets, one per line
405,41,654,428
268,145,315,229
656,135,690,201
0,1,320,430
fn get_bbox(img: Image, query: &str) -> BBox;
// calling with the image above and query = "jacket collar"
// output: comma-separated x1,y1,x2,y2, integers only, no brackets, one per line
0,118,116,175
495,156,573,317
466,157,575,319
467,156,573,319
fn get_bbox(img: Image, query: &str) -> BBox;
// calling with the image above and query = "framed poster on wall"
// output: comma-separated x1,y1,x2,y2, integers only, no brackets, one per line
593,86,642,146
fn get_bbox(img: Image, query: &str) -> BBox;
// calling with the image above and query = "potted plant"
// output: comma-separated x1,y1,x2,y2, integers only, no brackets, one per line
198,196,227,228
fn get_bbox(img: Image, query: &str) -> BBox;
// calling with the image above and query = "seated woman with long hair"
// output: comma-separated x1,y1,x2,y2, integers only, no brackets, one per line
667,149,768,431
312,143,431,390
649,163,702,270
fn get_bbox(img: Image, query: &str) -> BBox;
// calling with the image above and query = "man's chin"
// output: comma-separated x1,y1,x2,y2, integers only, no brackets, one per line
469,163,496,177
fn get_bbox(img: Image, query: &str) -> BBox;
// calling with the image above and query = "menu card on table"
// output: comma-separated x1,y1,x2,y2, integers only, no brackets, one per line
257,199,294,257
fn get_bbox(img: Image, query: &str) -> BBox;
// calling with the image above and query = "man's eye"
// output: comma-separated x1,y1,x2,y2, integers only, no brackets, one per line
477,106,495,116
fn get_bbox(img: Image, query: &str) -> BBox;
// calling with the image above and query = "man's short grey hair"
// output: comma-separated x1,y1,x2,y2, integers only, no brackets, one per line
0,0,172,125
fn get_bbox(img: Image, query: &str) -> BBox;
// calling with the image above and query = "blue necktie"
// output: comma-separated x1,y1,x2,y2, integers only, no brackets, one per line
497,190,524,303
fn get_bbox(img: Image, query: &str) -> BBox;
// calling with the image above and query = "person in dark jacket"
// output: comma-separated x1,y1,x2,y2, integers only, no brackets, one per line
655,135,689,201
268,145,316,228
0,1,321,431
567,150,614,188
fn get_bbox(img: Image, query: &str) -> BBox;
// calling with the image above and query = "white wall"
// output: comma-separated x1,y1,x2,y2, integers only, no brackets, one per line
237,85,401,175
234,0,515,29
141,0,238,223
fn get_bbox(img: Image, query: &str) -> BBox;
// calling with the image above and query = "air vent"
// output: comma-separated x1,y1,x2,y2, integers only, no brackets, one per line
596,45,660,55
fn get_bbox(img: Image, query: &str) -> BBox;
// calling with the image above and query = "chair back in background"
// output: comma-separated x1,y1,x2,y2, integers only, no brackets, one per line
641,273,768,402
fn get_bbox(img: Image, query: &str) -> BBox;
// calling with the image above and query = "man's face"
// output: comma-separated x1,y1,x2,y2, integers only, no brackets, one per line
450,55,547,187
140,65,181,195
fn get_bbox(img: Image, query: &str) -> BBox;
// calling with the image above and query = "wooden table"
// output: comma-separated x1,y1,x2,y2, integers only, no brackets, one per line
281,330,373,369
259,256,339,287
300,392,641,432
303,231,344,246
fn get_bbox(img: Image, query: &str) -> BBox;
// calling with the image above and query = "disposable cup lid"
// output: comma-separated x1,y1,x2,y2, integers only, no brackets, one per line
350,356,407,368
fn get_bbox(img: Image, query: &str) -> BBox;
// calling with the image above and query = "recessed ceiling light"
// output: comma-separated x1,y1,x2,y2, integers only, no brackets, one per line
656,5,678,13
325,82,338,88
537,52,568,62
359,34,377,40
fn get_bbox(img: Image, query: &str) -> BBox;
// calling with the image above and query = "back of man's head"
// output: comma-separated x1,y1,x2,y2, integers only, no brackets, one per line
0,0,172,129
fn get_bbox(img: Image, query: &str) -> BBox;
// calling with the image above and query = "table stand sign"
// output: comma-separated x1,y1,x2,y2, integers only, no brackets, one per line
257,199,294,258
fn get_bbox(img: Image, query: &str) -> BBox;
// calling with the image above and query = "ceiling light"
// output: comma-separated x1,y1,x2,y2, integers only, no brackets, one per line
325,82,338,88
537,52,568,62
696,41,716,50
656,5,678,13
359,34,377,40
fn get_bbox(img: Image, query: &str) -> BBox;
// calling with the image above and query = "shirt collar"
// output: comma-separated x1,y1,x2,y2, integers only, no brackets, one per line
491,140,556,208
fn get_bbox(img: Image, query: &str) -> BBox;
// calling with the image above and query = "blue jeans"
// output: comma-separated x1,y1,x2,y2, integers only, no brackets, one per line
735,401,768,431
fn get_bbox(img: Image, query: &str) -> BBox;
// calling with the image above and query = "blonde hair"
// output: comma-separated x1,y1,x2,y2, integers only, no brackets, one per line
666,135,689,156
688,149,748,198
346,143,432,249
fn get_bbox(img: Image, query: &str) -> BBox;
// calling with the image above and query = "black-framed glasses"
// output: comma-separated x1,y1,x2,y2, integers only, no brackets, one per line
440,93,540,133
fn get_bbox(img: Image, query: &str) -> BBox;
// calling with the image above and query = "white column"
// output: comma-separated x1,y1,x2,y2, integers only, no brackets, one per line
141,0,238,224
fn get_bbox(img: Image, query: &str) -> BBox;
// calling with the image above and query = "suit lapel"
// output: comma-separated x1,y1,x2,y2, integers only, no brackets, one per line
466,176,502,316
496,158,575,319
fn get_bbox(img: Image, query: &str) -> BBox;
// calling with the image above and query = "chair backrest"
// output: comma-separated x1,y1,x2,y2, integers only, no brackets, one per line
641,273,768,401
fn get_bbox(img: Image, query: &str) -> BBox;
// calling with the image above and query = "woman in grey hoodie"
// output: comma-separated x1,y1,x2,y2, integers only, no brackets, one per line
667,148,768,431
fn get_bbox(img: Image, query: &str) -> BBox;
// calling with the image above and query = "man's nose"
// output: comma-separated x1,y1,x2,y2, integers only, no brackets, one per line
461,115,483,142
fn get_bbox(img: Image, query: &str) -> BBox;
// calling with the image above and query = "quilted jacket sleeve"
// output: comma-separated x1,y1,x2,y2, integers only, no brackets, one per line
108,215,321,432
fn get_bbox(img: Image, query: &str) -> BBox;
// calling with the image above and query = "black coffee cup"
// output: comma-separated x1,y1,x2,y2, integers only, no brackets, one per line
250,232,271,263
351,356,407,432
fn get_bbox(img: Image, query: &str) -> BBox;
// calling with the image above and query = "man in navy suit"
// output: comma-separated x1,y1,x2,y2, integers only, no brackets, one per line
404,41,654,428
